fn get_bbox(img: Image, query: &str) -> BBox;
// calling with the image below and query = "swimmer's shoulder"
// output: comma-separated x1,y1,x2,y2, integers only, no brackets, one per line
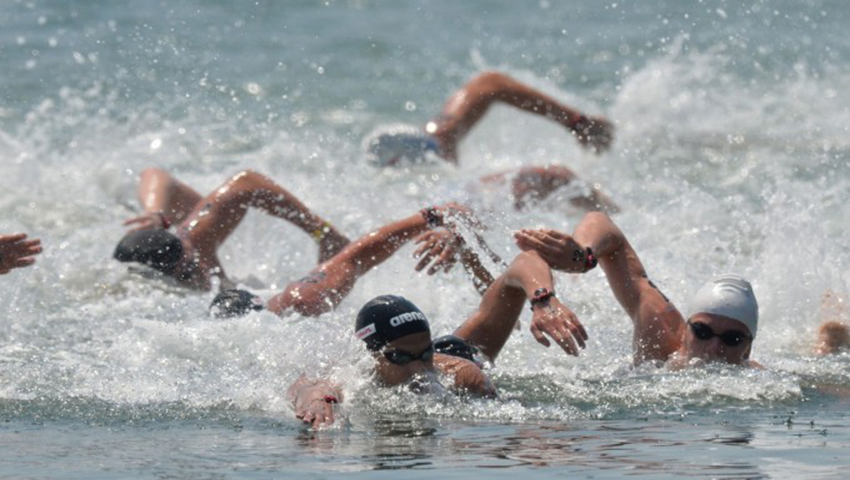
434,353,496,398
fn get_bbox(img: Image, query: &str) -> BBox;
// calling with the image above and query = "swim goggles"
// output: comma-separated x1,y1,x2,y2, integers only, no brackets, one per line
688,321,752,347
382,343,435,366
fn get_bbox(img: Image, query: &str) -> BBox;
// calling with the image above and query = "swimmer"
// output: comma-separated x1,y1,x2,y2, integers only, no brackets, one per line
366,71,614,166
289,248,587,428
515,212,761,368
114,168,349,291
815,291,849,355
0,233,42,274
479,164,619,213
211,204,497,318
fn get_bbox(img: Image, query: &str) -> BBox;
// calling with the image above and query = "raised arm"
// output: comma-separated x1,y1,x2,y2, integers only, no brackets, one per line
266,204,467,316
454,250,587,360
288,374,343,429
124,168,203,231
515,212,684,362
428,71,614,161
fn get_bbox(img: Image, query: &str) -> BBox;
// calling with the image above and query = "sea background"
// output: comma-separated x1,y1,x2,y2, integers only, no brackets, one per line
1,0,849,478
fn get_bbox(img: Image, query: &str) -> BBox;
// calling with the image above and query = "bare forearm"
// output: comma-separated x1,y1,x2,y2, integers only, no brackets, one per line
503,250,555,297
138,169,173,214
345,213,429,276
573,212,625,259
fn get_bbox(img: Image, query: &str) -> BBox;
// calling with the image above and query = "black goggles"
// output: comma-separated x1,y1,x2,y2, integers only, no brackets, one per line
688,321,752,347
382,343,435,366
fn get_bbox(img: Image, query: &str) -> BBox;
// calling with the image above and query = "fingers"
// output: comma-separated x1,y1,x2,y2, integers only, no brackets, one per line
12,257,36,269
297,404,336,429
429,247,457,275
0,233,27,244
530,323,551,347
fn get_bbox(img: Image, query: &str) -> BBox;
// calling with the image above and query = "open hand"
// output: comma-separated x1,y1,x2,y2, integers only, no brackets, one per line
529,297,588,356
0,233,42,274
292,384,339,429
515,228,590,273
414,229,463,274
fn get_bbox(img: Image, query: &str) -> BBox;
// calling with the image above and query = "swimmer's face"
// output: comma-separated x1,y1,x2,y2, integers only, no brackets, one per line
373,332,437,387
683,313,753,365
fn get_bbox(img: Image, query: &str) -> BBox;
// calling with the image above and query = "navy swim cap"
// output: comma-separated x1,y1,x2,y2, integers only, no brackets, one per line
355,295,431,351
114,230,183,273
210,289,265,318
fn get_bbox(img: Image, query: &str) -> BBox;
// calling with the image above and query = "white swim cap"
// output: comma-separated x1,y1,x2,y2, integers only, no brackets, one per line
689,274,759,338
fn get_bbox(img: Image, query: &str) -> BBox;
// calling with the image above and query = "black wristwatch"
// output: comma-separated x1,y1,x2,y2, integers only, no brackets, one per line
529,287,556,311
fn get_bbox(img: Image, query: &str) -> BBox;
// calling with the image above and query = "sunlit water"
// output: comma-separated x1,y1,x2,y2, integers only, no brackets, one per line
1,0,849,477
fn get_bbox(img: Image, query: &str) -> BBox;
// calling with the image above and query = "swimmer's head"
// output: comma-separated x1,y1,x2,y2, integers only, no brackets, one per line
683,274,758,364
362,124,440,167
210,289,265,318
114,230,183,274
355,295,436,386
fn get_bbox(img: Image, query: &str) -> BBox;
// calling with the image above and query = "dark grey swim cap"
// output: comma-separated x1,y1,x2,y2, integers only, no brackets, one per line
210,289,265,318
114,230,183,274
355,295,430,351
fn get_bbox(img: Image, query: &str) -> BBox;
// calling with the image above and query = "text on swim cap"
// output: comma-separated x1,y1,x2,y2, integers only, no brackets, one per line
389,311,427,327
355,323,377,340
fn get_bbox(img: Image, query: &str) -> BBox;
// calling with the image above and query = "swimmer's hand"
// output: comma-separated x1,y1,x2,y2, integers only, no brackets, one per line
0,233,42,274
530,297,588,356
289,377,342,429
514,229,591,273
428,203,481,230
123,211,170,232
570,115,614,152
413,229,462,274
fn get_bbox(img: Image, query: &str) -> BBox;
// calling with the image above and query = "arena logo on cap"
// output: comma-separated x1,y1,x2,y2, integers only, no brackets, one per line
389,311,427,327
355,323,377,339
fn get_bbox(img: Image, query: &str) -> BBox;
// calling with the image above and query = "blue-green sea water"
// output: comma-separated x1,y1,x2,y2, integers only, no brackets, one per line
1,0,849,477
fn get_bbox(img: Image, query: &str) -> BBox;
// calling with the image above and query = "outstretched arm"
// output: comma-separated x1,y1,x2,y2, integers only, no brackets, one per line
266,205,467,316
0,233,42,274
515,212,684,363
428,71,614,161
288,374,343,429
454,250,588,360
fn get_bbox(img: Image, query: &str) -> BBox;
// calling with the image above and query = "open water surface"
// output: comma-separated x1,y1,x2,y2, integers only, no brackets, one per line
1,0,849,477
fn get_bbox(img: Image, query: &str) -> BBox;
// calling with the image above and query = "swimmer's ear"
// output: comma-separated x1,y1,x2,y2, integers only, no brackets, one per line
210,289,265,318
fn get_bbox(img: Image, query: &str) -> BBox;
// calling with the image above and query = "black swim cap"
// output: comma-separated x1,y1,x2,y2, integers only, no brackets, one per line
210,289,265,318
355,295,431,351
114,230,183,273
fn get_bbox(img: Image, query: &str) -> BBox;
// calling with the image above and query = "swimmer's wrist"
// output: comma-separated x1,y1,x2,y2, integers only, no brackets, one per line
529,287,556,311
420,206,443,228
310,221,332,242
567,113,587,131
154,211,171,229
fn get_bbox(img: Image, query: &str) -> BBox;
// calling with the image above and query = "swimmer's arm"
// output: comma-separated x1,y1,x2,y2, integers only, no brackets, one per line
288,374,343,429
434,355,497,398
333,204,467,277
571,212,668,320
503,251,588,356
456,250,587,359
127,168,202,227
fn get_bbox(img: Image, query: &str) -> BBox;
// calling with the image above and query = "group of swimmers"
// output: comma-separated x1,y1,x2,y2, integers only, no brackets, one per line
2,71,847,429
